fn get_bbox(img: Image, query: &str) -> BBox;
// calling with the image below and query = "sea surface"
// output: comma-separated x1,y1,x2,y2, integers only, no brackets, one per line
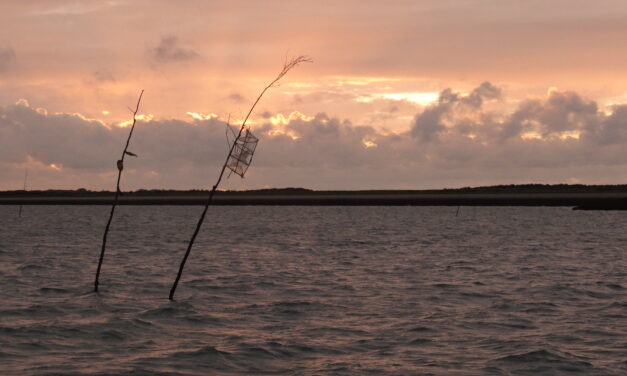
0,205,625,375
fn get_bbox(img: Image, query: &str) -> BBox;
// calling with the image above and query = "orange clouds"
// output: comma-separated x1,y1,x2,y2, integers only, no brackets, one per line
2,1,627,188
2,1,627,122
4,83,627,190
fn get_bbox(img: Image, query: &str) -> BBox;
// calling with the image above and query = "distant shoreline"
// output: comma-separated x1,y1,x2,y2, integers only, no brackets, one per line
1,185,626,209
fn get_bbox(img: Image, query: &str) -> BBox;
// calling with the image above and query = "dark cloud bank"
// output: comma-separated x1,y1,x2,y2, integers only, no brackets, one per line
1,83,627,190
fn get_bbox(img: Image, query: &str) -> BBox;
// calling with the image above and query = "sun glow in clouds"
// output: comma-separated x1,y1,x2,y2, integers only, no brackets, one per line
357,92,439,105
547,86,559,96
118,114,153,127
265,111,313,140
269,111,314,127
521,132,543,140
380,92,440,104
604,93,627,107
520,130,581,141
187,112,218,121
329,76,402,86
558,131,581,140
283,82,320,88
362,137,377,148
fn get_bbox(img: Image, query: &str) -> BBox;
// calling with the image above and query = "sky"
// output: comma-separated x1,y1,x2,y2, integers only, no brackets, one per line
1,0,627,190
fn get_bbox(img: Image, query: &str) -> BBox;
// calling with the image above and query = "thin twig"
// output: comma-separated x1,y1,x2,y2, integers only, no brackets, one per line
169,56,311,300
94,90,144,292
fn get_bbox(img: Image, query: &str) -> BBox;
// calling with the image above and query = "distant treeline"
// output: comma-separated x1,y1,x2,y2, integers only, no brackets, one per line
0,187,311,197
2,184,627,197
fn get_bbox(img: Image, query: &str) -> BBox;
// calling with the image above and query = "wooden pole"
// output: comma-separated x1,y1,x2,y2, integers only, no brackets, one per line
94,90,144,292
169,56,310,300
18,169,27,217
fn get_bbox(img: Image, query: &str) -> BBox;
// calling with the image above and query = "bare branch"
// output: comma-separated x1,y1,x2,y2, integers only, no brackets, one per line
168,56,311,300
94,89,144,293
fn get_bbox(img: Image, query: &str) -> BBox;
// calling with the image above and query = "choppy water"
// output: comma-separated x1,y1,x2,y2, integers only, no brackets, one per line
0,205,625,375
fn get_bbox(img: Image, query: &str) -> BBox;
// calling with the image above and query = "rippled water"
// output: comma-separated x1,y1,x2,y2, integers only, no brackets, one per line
0,205,625,375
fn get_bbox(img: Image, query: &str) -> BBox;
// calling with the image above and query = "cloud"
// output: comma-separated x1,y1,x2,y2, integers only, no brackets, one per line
411,82,502,142
92,69,116,83
407,83,627,175
2,86,627,190
146,36,200,65
0,47,16,72
0,100,229,189
0,100,118,170
226,93,245,103
499,90,599,141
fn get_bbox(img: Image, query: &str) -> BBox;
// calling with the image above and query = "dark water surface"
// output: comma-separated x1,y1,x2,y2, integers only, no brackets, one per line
0,206,625,375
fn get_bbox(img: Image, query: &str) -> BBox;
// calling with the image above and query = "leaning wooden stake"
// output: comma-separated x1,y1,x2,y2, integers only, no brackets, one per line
169,56,311,300
94,90,144,292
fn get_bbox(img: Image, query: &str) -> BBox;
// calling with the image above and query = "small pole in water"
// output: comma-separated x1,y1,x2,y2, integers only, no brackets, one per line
168,56,311,300
455,206,460,217
18,169,27,217
94,90,144,293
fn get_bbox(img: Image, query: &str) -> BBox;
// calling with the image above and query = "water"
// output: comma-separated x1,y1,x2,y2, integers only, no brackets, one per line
0,205,625,375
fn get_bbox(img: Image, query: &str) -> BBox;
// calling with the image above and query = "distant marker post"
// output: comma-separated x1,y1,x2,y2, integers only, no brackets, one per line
18,170,27,217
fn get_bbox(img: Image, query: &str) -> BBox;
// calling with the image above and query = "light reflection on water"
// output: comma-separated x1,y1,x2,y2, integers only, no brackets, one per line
0,205,625,375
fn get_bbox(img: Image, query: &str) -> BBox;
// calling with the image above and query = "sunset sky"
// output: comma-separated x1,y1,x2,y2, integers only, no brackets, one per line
2,0,627,190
